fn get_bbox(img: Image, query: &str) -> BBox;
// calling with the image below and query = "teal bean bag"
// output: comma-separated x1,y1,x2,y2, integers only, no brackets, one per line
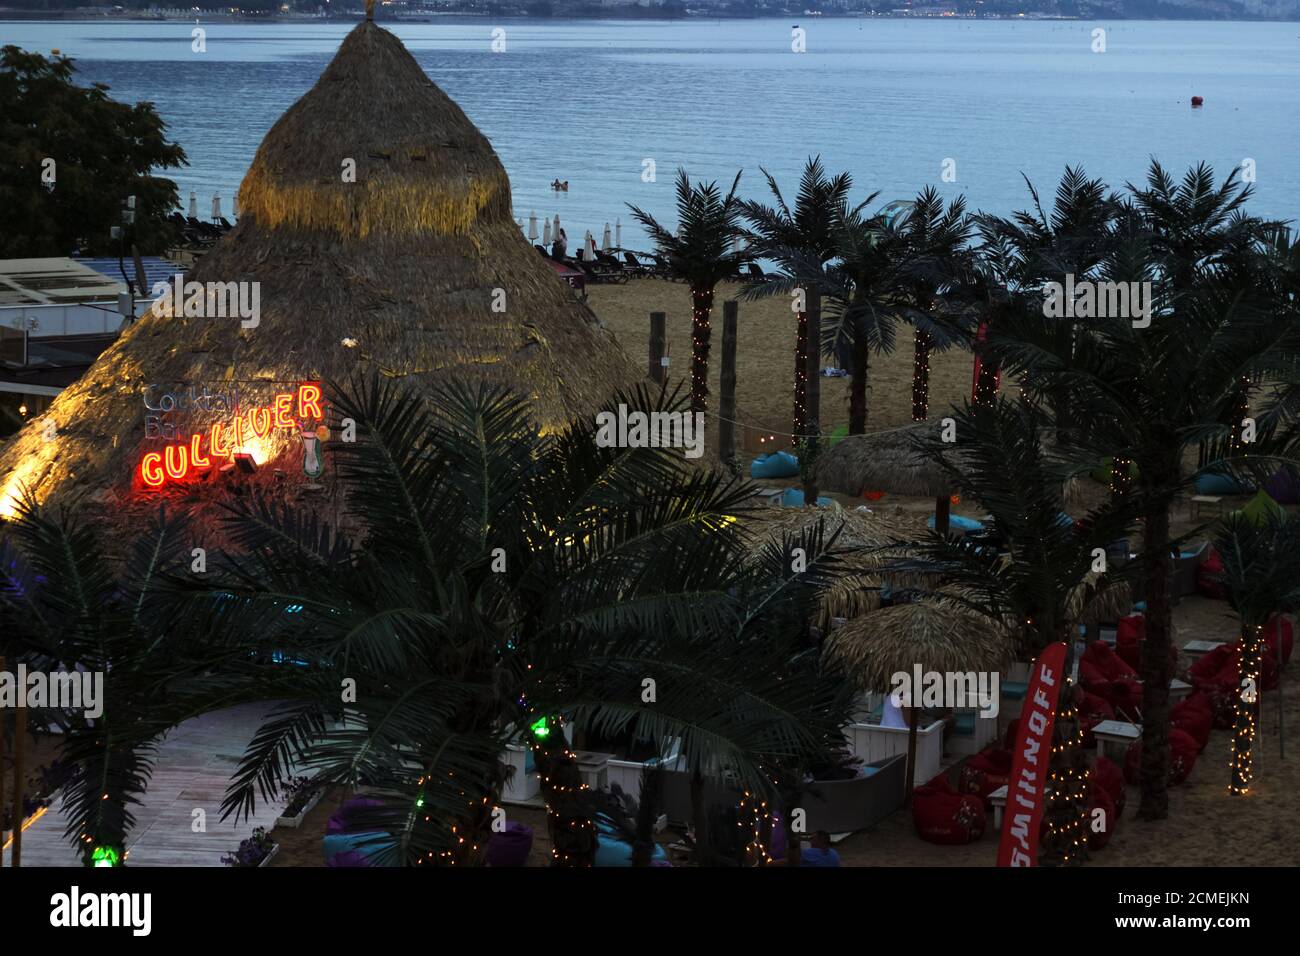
781,488,832,507
750,451,799,479
927,513,984,533
1194,472,1251,496
593,823,669,867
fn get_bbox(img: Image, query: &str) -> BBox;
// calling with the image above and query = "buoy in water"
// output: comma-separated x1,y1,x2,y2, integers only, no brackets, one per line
1191,96,1204,107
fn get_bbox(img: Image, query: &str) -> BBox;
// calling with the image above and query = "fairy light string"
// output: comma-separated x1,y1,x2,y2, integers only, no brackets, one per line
1229,623,1263,795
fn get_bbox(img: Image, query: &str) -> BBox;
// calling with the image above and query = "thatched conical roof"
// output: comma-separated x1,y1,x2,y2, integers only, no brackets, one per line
824,593,1016,693
816,423,962,498
0,23,640,515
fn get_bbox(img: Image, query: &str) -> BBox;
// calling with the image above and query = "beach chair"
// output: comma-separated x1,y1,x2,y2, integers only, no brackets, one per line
622,251,655,277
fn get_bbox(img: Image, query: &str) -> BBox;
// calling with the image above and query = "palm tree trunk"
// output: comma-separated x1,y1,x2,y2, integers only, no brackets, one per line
903,705,919,804
1041,685,1090,866
1229,622,1263,795
689,768,713,866
793,309,808,438
1137,494,1176,820
690,285,715,414
911,330,932,422
849,335,869,434
533,740,598,866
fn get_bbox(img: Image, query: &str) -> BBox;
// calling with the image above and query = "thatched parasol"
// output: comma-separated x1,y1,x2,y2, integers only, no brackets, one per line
737,505,926,623
0,23,640,515
815,423,967,534
825,593,1015,799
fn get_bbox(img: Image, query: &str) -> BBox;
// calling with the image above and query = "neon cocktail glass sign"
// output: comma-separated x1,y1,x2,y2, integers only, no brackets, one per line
139,383,323,488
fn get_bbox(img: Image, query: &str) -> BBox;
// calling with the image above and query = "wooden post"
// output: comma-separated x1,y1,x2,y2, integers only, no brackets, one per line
804,288,822,436
0,655,5,867
719,301,738,465
649,312,666,386
935,494,951,537
11,701,24,867
904,706,919,806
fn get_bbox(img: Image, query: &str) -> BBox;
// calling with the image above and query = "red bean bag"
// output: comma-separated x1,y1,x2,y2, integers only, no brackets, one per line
913,774,986,845
1123,728,1200,786
1086,783,1117,850
1170,692,1213,752
1117,613,1180,673
1188,643,1240,728
1092,756,1126,818
1077,690,1115,749
959,748,1013,808
1081,641,1144,718
1082,640,1139,682
1196,548,1228,600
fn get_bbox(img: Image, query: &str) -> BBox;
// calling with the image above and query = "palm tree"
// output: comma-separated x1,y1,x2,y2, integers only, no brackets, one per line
628,170,747,414
740,157,869,439
824,202,906,433
149,376,854,866
968,167,1120,435
984,161,1300,820
1211,511,1300,795
891,187,973,422
0,500,192,866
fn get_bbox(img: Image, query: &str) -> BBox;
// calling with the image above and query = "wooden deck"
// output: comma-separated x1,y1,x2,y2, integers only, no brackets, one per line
3,703,287,868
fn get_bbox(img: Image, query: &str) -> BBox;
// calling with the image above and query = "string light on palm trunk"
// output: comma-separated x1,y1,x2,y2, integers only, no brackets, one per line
1044,696,1091,865
911,330,932,422
793,310,808,437
1229,624,1263,795
691,287,714,414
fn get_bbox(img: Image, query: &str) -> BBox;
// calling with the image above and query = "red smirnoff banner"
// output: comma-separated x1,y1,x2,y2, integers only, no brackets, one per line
997,641,1068,868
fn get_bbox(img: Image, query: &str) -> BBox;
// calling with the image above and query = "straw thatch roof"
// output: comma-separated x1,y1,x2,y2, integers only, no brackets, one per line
816,423,961,498
0,22,640,515
823,593,1016,693
737,504,927,624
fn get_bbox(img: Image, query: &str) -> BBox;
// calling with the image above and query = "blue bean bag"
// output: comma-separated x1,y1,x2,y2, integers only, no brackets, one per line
1194,472,1251,496
781,488,832,508
751,451,799,479
927,513,984,533
323,831,396,866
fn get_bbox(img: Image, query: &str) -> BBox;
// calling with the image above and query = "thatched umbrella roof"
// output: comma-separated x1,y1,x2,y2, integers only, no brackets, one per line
824,593,1016,693
737,505,928,624
0,22,640,515
816,423,961,498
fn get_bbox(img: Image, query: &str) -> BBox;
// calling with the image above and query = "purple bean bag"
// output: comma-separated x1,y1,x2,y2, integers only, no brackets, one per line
1265,467,1300,505
486,821,534,867
327,797,385,834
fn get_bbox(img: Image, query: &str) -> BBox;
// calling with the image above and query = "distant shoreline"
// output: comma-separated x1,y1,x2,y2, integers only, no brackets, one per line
3,12,1299,24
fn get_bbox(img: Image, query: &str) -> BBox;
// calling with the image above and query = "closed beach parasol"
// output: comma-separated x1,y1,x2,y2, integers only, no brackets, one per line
188,190,197,218
542,218,552,245
602,222,612,251
528,211,538,241
211,194,222,220
615,218,622,248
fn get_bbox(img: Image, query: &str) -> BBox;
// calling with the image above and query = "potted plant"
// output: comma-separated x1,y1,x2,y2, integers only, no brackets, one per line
275,775,324,829
221,827,278,868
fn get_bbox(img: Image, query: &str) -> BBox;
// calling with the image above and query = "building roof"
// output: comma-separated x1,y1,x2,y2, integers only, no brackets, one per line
0,258,125,308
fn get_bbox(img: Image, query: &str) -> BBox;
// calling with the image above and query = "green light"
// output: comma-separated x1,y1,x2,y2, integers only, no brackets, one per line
91,846,121,867
416,797,424,808
530,717,550,740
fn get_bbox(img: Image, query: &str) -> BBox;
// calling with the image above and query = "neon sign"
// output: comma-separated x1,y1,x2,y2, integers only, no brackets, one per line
139,383,323,488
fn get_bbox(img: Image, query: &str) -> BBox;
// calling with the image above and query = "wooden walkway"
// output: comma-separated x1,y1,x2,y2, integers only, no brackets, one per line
3,703,286,868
